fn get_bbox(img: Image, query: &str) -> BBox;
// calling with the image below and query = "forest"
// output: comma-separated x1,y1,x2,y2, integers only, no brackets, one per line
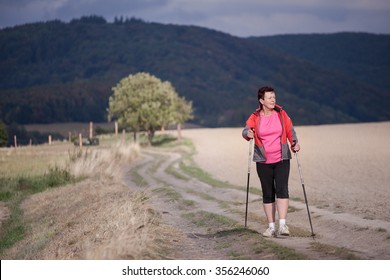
1,15,389,128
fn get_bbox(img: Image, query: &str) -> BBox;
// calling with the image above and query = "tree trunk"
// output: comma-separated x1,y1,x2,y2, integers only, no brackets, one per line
147,130,155,146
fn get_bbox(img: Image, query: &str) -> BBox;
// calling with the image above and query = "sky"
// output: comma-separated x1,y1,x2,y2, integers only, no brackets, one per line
0,0,389,37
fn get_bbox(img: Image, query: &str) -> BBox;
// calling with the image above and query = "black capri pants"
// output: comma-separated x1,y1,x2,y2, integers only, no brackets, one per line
256,160,290,203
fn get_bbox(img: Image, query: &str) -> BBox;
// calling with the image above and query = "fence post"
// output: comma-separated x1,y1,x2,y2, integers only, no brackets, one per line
115,121,118,136
14,135,17,148
79,133,83,149
48,135,52,145
89,122,93,139
122,129,125,143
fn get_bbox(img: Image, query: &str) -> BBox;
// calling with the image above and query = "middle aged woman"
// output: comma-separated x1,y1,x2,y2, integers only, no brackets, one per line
242,86,300,237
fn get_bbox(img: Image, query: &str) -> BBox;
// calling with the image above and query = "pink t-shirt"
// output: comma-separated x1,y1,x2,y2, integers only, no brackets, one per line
257,110,282,164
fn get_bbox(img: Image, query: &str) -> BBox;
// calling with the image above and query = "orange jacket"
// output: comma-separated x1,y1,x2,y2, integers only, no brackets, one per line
242,104,298,163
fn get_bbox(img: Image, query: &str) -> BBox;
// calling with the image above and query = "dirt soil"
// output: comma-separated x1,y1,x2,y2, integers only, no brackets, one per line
124,122,390,260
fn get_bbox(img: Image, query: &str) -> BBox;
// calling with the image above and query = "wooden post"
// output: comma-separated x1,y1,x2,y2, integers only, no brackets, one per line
79,133,83,149
29,139,32,146
48,135,52,145
14,135,17,148
177,123,182,140
122,129,125,143
89,122,93,139
68,132,72,143
115,121,118,136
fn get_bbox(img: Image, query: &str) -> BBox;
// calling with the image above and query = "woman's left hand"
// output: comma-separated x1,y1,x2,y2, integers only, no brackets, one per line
292,143,301,153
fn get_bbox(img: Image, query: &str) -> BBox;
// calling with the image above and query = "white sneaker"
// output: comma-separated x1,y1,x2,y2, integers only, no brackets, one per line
262,227,276,237
278,224,290,236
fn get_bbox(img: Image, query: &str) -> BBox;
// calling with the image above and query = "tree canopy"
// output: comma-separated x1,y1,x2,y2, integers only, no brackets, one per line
108,72,193,144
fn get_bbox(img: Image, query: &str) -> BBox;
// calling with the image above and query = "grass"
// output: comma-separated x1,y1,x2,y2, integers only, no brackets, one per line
0,166,76,254
165,161,189,181
154,186,183,203
0,166,75,199
137,133,178,147
180,162,261,195
182,210,238,230
128,166,149,188
153,186,196,210
0,143,70,178
310,242,360,260
200,227,307,260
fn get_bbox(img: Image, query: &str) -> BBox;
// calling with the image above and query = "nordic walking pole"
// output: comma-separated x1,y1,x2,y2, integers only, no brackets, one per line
295,152,315,239
244,138,253,228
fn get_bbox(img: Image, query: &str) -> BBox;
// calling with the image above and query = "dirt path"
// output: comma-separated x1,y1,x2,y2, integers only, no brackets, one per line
123,132,390,259
123,150,268,259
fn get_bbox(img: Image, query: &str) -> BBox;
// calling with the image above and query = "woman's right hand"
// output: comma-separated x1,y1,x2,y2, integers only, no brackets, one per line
247,129,254,139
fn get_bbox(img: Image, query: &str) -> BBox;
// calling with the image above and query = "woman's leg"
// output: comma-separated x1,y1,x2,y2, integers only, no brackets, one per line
263,202,276,223
274,160,291,235
275,160,290,219
256,163,276,223
276,198,289,220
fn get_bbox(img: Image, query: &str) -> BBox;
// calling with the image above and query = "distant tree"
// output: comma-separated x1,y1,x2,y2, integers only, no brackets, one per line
108,72,193,145
114,16,124,24
71,15,107,24
0,121,8,147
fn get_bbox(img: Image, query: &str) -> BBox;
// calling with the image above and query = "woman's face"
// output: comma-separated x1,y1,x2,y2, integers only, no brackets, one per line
260,91,276,110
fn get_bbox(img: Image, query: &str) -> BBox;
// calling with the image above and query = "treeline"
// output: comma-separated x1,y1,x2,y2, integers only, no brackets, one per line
0,121,63,147
1,15,389,127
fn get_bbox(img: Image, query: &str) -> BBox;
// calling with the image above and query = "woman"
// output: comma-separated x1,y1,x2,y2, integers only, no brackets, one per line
242,86,300,237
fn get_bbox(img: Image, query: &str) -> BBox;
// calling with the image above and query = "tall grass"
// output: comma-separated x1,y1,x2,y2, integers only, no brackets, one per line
68,142,140,179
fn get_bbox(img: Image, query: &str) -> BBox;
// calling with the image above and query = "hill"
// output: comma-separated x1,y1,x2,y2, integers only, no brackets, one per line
249,33,390,91
1,16,389,127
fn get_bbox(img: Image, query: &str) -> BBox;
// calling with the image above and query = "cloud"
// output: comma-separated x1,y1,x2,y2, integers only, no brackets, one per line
0,0,389,36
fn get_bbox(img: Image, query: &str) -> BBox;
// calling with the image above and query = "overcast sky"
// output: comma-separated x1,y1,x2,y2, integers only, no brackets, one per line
1,0,389,37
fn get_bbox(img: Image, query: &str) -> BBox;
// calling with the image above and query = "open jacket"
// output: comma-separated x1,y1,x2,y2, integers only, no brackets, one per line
242,104,298,163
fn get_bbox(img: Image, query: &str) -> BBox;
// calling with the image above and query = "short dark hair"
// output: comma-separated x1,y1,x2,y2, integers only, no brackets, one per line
257,86,275,101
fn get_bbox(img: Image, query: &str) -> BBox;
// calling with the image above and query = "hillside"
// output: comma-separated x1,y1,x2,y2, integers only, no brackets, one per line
1,16,389,127
249,33,390,91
